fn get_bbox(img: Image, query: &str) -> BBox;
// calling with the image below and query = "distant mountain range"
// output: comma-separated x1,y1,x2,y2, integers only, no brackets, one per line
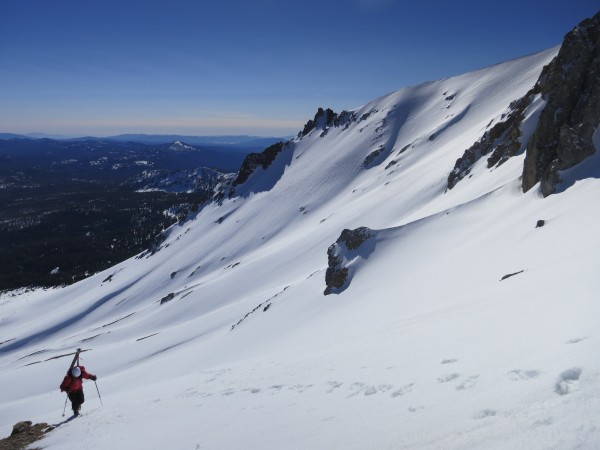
0,133,287,152
0,138,267,177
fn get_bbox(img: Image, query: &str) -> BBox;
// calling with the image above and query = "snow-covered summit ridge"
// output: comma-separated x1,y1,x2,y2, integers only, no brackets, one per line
1,17,600,448
168,140,197,151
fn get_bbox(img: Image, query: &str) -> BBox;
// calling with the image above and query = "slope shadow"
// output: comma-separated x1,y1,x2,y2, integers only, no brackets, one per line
51,414,79,428
1,281,137,354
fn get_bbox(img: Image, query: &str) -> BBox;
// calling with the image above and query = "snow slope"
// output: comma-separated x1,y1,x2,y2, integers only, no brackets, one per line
2,46,600,449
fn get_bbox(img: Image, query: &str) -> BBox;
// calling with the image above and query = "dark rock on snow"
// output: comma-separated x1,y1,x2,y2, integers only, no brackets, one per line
501,270,525,281
522,11,600,196
300,107,357,138
324,227,374,295
159,293,175,304
0,421,51,450
448,11,600,195
447,95,534,190
232,141,286,188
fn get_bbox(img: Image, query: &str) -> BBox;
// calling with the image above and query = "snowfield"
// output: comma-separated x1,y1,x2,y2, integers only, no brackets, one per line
2,46,600,449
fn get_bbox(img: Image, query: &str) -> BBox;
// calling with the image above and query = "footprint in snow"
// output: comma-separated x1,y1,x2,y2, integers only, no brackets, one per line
473,409,497,419
391,383,414,398
288,384,313,393
347,382,366,397
507,370,542,381
221,388,236,396
347,382,391,397
456,375,479,390
441,359,458,365
532,418,554,428
437,373,460,383
407,406,425,413
242,388,261,394
326,381,343,393
555,367,582,395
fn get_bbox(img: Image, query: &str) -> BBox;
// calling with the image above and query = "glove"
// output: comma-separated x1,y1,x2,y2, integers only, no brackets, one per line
90,375,97,381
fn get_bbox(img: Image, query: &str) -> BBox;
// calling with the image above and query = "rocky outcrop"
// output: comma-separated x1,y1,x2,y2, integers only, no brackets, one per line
232,141,286,188
0,421,51,450
324,227,374,295
220,141,289,198
448,12,600,194
302,108,337,136
299,107,357,138
522,12,600,195
447,95,534,190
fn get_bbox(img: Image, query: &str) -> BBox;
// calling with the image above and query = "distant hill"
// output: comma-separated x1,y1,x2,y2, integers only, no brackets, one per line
0,138,251,176
0,133,31,140
0,133,288,152
107,133,286,146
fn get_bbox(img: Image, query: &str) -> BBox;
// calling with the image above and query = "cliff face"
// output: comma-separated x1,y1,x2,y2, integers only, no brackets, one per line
522,12,600,195
447,12,600,196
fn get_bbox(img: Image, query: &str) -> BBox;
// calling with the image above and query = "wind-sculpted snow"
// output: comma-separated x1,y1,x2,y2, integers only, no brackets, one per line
2,40,600,450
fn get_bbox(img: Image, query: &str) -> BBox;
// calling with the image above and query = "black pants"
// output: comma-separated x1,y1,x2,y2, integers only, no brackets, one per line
68,390,85,412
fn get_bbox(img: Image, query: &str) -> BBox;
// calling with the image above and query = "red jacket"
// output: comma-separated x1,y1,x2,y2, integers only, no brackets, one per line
60,366,95,393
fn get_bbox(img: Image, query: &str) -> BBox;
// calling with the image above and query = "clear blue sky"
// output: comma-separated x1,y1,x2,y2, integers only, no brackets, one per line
1,0,598,137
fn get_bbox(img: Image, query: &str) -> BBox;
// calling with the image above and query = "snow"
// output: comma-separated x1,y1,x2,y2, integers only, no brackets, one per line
1,46,600,449
169,141,198,152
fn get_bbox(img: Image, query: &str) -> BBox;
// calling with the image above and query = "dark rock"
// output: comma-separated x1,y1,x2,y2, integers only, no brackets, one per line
385,159,398,170
338,227,373,250
363,146,386,168
501,270,525,281
536,219,546,228
159,293,175,304
232,141,285,188
324,227,374,295
522,12,600,195
448,12,600,194
299,107,359,138
447,95,533,190
301,108,338,137
1,421,50,450
324,265,349,295
11,421,33,437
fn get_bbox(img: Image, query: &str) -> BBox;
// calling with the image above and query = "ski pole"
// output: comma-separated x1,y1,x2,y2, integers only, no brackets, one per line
62,395,68,417
94,380,104,407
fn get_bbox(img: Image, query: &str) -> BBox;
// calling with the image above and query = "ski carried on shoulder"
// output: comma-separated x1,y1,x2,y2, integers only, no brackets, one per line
67,348,82,373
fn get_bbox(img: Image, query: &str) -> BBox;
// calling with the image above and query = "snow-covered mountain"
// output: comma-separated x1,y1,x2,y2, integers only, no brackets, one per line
1,13,599,450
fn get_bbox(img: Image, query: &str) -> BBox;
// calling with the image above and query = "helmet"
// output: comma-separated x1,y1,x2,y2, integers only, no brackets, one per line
72,366,81,377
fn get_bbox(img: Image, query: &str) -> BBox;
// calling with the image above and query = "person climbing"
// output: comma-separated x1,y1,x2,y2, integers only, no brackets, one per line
60,365,97,416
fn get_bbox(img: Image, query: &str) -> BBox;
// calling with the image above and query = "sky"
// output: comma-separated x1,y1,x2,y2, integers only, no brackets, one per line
0,0,598,138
